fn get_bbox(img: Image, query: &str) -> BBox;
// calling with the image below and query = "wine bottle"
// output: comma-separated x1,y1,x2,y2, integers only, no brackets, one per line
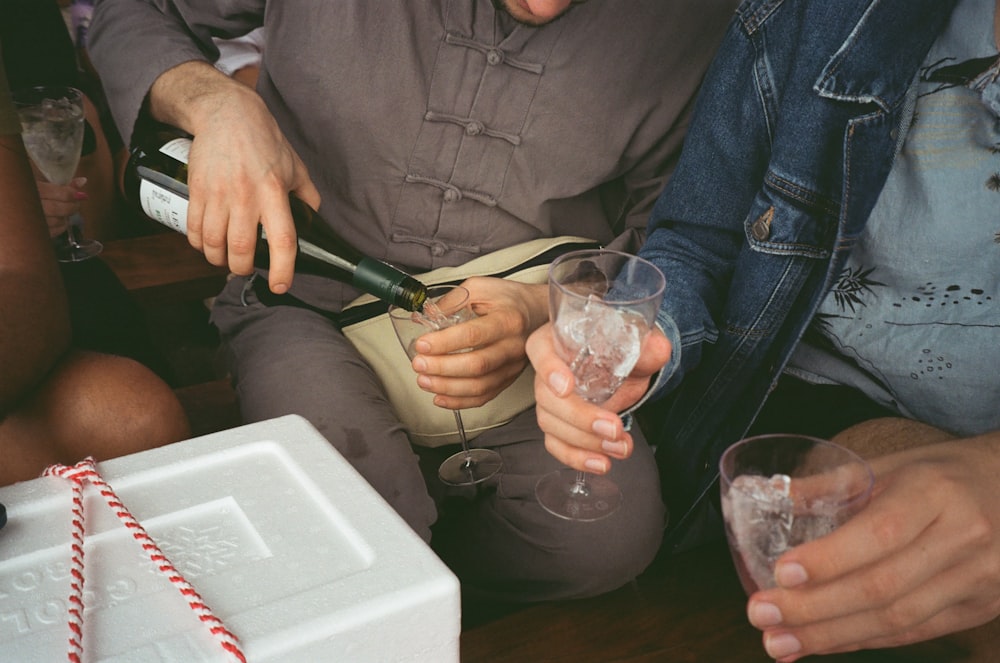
122,125,428,312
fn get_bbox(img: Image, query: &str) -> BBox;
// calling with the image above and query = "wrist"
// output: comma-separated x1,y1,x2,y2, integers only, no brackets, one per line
525,283,550,331
149,61,254,135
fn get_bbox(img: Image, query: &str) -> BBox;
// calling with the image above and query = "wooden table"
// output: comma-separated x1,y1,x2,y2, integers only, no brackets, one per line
101,232,230,306
460,540,981,663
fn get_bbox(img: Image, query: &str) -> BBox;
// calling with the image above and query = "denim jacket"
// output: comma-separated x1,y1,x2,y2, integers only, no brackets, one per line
639,0,960,551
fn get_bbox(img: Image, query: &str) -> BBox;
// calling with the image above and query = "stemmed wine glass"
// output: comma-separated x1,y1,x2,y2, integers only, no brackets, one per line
389,285,504,486
535,249,666,521
13,85,103,262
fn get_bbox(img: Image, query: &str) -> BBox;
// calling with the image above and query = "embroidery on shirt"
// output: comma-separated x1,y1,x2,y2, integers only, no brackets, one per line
829,265,885,314
918,54,1000,96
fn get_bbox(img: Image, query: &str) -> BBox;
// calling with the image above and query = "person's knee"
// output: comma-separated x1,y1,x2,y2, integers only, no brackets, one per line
0,352,190,480
97,358,190,449
550,495,667,598
50,351,190,458
832,416,954,459
537,447,667,598
115,377,191,448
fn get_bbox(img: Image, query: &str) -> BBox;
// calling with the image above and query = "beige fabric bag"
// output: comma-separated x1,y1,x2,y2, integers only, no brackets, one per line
341,236,598,447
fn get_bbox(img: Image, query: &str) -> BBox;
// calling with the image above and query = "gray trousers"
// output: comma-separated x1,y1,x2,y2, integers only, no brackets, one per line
211,276,667,603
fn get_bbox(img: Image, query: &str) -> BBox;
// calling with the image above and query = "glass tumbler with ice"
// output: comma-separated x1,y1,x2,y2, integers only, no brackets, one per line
719,434,874,594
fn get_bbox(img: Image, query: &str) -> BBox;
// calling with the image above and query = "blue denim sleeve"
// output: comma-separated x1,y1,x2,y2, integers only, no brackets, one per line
619,311,682,422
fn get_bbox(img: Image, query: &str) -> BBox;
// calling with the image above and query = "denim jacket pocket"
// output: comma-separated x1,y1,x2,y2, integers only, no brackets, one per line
743,170,837,260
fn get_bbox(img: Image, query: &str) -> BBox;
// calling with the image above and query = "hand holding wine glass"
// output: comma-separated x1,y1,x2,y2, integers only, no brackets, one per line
13,85,102,262
719,434,874,594
33,177,90,239
389,285,504,486
534,249,666,521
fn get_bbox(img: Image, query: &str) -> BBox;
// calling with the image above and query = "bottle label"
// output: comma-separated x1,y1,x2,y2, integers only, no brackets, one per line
159,137,191,164
138,180,189,233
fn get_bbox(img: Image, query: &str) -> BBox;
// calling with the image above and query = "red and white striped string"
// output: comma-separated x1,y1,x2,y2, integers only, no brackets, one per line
43,457,246,663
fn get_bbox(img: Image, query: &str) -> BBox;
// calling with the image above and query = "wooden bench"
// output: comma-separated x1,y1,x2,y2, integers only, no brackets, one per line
173,377,243,438
101,231,230,307
461,539,987,663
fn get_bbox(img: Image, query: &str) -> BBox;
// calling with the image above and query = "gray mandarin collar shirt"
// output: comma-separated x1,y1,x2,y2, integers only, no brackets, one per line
90,0,735,309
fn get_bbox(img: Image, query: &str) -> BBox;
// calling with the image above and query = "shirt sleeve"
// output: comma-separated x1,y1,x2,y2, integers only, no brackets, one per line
89,0,264,147
213,27,264,76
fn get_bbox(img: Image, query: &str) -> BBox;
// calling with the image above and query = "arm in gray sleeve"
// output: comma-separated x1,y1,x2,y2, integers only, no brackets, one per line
89,0,264,146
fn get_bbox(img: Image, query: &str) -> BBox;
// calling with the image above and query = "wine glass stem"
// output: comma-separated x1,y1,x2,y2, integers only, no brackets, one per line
453,410,474,464
65,213,84,248
570,471,590,497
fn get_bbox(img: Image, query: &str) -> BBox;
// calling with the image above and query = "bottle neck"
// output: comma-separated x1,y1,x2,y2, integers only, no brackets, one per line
127,129,429,311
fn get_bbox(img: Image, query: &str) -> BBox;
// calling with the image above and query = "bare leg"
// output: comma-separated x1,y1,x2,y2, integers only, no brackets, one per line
0,350,190,485
831,416,955,460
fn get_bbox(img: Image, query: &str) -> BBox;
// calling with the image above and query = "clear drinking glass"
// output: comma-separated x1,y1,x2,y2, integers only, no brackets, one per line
720,434,875,594
534,249,666,521
389,285,504,486
13,85,102,262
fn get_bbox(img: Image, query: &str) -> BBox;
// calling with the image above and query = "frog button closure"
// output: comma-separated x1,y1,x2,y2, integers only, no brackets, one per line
750,206,774,241
486,49,504,66
465,120,485,136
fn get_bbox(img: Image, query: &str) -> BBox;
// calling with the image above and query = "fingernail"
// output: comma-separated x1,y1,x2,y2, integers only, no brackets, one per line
592,418,616,439
601,440,627,456
72,176,87,186
73,191,88,200
271,283,288,294
548,372,569,395
776,562,808,588
747,601,782,628
584,458,608,473
417,375,432,389
414,339,430,354
764,632,801,659
412,357,427,372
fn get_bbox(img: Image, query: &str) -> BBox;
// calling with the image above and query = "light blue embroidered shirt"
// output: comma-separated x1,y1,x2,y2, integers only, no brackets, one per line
788,0,1000,436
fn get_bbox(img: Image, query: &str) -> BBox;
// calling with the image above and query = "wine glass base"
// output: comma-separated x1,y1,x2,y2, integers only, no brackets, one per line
438,447,503,486
54,239,103,263
535,468,621,522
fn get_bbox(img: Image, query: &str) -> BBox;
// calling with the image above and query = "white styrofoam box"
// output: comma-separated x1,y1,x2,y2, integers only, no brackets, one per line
0,415,460,662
